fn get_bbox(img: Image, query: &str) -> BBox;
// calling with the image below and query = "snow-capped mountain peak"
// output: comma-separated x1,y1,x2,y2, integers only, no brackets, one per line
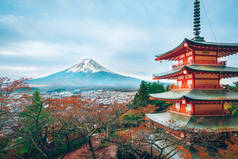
28,58,142,89
66,58,111,73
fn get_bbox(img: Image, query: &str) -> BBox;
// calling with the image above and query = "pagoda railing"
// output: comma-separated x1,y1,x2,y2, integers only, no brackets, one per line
196,60,216,65
170,106,231,116
169,107,193,115
191,60,227,65
171,84,224,90
195,84,223,89
170,85,191,90
172,60,227,70
172,64,183,70
195,110,230,116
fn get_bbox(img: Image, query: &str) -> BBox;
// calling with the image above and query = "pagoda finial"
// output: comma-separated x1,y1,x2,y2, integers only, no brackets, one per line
193,0,205,41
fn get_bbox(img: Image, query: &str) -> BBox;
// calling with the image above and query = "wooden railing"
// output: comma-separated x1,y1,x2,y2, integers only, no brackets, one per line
172,60,227,70
172,64,183,70
170,106,231,116
171,84,224,90
195,84,223,89
195,60,216,65
196,60,226,65
169,107,193,115
195,110,229,116
170,85,191,90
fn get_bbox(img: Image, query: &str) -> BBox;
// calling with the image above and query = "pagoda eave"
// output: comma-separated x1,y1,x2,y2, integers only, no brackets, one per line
155,38,238,61
155,39,190,61
146,112,238,133
153,71,183,80
154,72,238,80
149,96,181,102
150,90,238,102
150,96,238,104
153,65,238,80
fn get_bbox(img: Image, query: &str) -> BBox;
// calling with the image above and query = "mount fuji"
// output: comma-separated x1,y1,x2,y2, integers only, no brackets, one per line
28,59,142,90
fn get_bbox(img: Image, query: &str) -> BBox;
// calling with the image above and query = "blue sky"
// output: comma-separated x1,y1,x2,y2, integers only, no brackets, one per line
0,0,238,83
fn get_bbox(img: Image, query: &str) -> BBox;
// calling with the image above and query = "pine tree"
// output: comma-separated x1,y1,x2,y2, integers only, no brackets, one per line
132,81,169,111
137,81,149,107
17,90,50,158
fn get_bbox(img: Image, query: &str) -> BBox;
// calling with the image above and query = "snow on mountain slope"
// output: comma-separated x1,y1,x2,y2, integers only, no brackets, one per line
66,59,111,73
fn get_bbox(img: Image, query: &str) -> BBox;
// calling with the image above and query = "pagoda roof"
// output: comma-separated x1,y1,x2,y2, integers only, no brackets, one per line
146,112,238,132
150,89,238,102
155,38,238,61
153,65,238,80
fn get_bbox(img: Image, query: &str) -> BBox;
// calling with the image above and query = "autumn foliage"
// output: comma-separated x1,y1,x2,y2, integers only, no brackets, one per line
1,77,238,159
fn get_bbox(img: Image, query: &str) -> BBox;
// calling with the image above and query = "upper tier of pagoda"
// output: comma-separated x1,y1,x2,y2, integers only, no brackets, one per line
147,0,238,133
155,38,238,61
153,65,238,80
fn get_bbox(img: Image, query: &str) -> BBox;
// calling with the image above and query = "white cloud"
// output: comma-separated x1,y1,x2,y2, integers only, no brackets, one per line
79,18,149,51
0,51,19,56
0,15,28,25
0,41,59,58
0,65,39,71
0,14,33,35
0,65,60,79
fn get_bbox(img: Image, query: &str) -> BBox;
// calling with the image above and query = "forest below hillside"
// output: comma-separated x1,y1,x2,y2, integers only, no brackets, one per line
0,77,238,159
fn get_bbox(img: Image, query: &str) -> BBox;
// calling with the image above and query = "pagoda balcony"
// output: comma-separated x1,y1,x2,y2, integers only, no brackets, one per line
195,84,223,89
170,107,231,116
195,60,216,65
170,85,191,90
171,84,224,90
170,107,192,115
172,60,227,70
194,110,231,116
172,64,184,70
192,60,227,66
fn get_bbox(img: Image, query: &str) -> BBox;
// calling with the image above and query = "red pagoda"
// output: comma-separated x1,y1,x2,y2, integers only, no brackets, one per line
146,0,238,136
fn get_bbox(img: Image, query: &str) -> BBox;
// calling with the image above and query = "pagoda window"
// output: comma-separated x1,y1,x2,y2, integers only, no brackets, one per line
183,70,188,75
179,54,185,59
176,102,180,111
187,79,193,88
178,81,182,88
179,59,183,65
178,75,184,80
188,56,193,64
186,52,193,56
185,74,193,79
182,99,186,104
186,104,192,112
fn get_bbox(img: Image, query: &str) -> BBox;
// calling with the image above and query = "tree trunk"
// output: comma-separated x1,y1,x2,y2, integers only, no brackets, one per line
88,136,96,159
66,135,70,152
